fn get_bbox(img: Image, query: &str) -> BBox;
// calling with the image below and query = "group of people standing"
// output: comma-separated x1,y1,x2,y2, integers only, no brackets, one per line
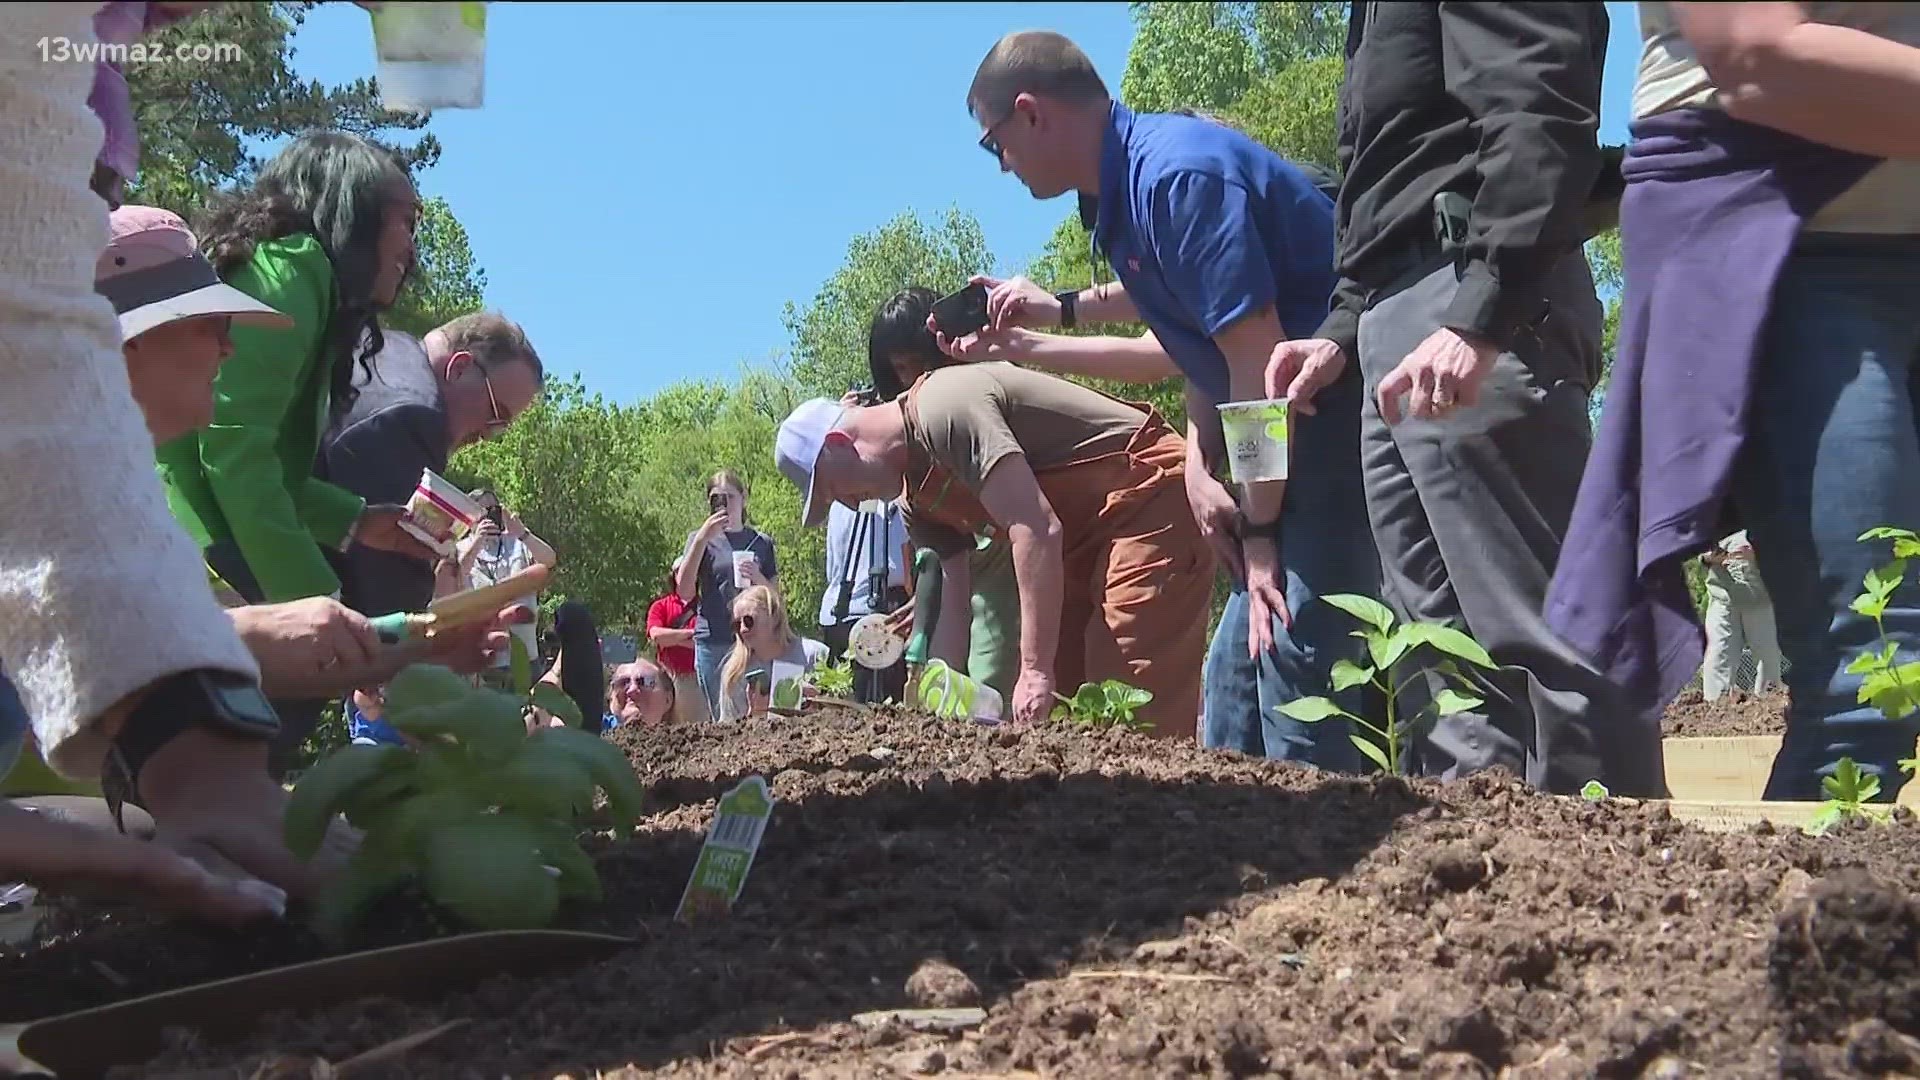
774,3,1920,807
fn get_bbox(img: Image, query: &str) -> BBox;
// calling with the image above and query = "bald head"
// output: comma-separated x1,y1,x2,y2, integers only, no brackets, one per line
968,30,1110,122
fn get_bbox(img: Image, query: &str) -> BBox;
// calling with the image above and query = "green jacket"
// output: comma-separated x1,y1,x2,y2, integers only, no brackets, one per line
155,234,366,603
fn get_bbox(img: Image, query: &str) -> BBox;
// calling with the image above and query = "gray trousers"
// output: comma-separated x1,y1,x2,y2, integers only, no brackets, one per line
1355,253,1636,795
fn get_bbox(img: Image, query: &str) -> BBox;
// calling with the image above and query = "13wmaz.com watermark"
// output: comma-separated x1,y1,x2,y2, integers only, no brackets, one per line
37,37,244,65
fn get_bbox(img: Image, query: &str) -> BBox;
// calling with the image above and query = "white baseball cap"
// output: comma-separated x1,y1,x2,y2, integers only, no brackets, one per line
774,397,847,529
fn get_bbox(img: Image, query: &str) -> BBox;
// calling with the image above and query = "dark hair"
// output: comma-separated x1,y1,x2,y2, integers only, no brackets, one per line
552,600,605,733
198,131,417,418
439,311,544,386
867,286,960,402
968,30,1110,121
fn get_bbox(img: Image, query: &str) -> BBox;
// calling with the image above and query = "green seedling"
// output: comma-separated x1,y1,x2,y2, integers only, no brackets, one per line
1846,527,1920,731
1809,757,1888,835
1581,780,1610,802
811,659,856,699
1274,594,1497,775
1051,679,1154,731
284,663,645,939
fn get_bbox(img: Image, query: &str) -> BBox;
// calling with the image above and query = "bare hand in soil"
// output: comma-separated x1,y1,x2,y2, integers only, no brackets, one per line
1012,667,1054,726
137,726,346,903
0,801,284,924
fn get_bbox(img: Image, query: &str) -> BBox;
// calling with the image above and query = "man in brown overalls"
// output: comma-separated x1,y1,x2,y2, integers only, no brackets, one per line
774,362,1213,736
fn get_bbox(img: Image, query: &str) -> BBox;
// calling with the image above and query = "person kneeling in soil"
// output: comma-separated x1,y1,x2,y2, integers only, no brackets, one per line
0,207,513,922
774,363,1215,735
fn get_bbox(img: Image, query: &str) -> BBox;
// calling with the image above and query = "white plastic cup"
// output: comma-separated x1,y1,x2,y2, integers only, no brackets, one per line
399,468,483,557
731,550,757,589
370,2,488,112
1216,398,1291,484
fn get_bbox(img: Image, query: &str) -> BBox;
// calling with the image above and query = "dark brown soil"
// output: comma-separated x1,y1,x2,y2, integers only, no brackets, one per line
3,705,1917,1078
1663,686,1788,738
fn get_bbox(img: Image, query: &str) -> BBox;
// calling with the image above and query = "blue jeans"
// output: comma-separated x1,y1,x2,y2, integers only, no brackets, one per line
693,634,731,720
1201,368,1381,771
1739,238,1920,801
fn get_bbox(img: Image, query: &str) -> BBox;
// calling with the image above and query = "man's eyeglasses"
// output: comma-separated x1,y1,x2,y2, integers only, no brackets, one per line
978,109,1016,164
477,363,511,434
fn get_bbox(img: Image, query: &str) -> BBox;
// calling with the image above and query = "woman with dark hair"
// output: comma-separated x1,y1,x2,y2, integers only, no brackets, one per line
533,600,608,734
156,130,434,775
865,286,1022,703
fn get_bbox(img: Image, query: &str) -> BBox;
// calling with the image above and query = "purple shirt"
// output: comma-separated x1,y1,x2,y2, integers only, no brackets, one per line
1544,108,1876,794
89,3,191,195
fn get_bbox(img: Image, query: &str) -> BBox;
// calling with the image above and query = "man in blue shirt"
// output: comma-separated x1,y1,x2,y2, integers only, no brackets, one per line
935,30,1380,769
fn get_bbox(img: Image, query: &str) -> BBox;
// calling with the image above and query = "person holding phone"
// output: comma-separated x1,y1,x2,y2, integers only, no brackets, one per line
674,469,780,718
460,489,557,687
717,586,828,722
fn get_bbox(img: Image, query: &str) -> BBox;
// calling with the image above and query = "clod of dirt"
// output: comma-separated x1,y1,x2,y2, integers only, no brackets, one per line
905,958,980,1008
1213,1017,1270,1077
1770,869,1920,1042
1425,843,1491,893
886,1046,947,1075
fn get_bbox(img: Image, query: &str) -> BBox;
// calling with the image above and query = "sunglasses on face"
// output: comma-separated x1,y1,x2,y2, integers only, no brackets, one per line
733,614,756,635
978,109,1016,164
612,671,660,693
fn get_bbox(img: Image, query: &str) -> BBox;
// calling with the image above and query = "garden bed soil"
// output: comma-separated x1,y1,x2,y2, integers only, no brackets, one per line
1662,686,1787,738
3,705,1917,1078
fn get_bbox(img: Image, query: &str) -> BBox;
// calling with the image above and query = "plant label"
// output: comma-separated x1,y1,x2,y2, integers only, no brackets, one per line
675,775,776,924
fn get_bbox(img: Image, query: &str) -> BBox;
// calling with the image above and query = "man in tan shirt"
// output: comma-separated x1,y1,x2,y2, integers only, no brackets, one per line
774,363,1213,737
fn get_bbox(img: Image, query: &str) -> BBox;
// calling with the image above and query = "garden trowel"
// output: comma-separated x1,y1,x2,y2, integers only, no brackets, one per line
369,564,550,646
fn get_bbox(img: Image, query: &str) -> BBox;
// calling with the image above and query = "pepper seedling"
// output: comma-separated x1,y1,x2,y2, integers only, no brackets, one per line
811,659,856,700
284,663,645,939
1810,757,1888,835
1051,679,1154,731
1274,594,1496,775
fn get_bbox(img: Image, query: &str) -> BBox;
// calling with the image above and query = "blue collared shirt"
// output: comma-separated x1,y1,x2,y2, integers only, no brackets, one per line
1092,102,1338,405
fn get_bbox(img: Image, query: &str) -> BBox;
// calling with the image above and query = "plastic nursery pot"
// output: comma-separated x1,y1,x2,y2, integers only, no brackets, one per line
1215,398,1290,484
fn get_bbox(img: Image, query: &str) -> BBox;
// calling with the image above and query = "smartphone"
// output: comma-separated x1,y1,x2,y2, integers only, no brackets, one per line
485,505,504,528
746,668,770,696
709,491,726,514
930,282,990,338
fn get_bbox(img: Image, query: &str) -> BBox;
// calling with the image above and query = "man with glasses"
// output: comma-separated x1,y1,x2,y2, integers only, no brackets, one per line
598,660,676,731
321,311,546,621
936,31,1379,769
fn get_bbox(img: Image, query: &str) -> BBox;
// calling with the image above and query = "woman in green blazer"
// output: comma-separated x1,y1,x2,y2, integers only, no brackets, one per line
157,131,431,608
155,131,432,775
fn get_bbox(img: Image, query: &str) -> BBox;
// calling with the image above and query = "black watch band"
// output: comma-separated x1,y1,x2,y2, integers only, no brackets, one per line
1235,509,1281,537
102,669,280,830
1055,289,1078,330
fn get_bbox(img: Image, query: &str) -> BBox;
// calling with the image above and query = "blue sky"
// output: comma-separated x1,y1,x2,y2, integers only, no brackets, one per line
284,2,1643,405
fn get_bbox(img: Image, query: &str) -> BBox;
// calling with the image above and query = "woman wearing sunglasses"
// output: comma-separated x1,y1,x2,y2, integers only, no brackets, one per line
716,586,829,722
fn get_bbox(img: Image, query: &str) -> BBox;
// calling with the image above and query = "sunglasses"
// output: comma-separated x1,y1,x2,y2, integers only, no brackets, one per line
978,108,1018,164
733,614,756,635
611,671,660,693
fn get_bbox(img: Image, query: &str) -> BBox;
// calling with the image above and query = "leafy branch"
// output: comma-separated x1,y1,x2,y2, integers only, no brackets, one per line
1274,595,1496,774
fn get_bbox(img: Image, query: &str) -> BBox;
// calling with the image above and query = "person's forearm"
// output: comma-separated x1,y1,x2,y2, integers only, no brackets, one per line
1008,521,1064,678
0,2,260,780
649,626,693,648
1676,5,1920,159
1021,330,1180,384
673,552,702,601
1070,281,1140,325
518,529,558,567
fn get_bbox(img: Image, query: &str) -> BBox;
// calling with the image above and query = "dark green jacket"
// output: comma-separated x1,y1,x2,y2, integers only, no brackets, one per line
155,234,366,602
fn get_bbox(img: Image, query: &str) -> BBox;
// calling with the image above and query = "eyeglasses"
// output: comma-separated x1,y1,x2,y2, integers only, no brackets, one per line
477,363,511,435
978,109,1016,164
733,614,756,635
612,671,660,693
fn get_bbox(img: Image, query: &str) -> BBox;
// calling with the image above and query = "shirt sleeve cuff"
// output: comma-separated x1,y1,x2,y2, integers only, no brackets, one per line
1439,260,1546,348
1313,306,1361,365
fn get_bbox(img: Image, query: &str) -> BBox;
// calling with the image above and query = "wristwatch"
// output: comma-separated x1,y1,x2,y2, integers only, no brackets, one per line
1055,289,1078,330
1234,509,1281,537
101,668,280,830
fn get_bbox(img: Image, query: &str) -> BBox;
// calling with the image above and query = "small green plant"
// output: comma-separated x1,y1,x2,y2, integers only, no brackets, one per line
1581,779,1610,802
1274,594,1497,774
1846,527,1920,731
1810,758,1889,835
284,664,645,939
811,658,856,699
1051,679,1154,731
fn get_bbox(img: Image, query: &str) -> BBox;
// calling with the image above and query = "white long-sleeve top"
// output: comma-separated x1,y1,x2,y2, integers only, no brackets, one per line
0,4,258,779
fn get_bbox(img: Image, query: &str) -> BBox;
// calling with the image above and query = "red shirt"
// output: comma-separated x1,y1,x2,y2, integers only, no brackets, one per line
646,593,697,675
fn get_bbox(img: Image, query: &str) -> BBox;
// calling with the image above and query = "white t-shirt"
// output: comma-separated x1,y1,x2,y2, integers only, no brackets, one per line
469,533,539,667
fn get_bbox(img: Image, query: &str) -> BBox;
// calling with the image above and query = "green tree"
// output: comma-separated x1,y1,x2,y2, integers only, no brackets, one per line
126,1,441,217
1224,54,1343,171
782,208,993,396
1119,2,1346,114
386,196,488,337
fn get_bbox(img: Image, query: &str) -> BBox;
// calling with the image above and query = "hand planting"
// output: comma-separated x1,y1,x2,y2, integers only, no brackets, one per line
1050,679,1153,730
1273,594,1495,774
284,663,645,938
